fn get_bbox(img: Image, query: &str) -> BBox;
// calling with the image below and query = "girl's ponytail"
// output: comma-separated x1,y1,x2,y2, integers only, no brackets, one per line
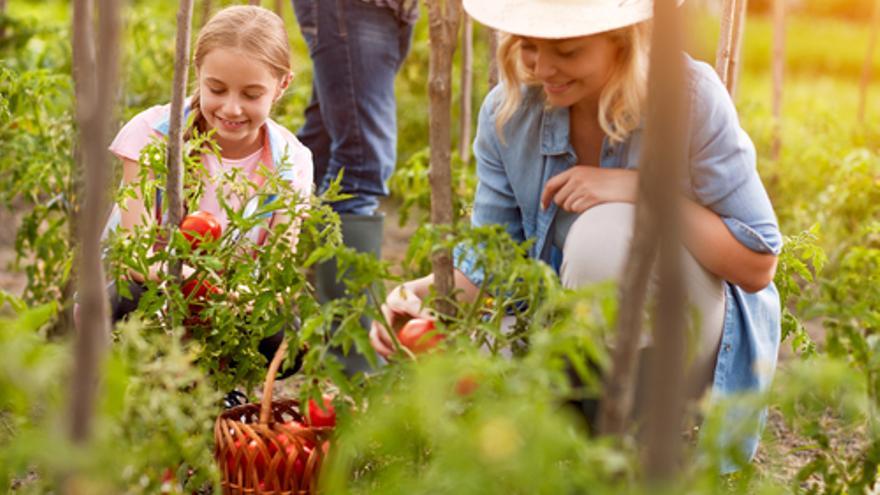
183,88,207,143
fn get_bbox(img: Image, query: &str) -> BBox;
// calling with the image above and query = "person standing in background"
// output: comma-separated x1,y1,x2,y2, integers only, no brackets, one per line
291,0,418,373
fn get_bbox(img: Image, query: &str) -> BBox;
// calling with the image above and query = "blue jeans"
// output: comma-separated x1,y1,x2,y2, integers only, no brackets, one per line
292,0,414,215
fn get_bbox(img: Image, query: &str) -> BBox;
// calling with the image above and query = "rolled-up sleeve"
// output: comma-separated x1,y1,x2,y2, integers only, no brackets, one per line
454,88,526,287
687,62,783,255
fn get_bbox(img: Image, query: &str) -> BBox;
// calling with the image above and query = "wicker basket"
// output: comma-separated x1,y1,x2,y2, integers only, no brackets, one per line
214,340,330,494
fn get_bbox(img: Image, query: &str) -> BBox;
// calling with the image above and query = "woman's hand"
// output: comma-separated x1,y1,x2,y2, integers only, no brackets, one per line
540,166,638,212
369,270,480,358
369,280,434,358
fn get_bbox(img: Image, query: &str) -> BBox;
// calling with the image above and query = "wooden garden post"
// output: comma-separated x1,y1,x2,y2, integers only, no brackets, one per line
249,0,260,6
0,0,7,42
459,13,474,165
859,0,880,122
727,0,747,96
598,0,689,477
640,0,689,473
69,0,120,444
771,0,784,158
487,28,499,89
200,0,212,28
426,0,462,317
165,0,195,282
275,0,284,16
715,0,748,95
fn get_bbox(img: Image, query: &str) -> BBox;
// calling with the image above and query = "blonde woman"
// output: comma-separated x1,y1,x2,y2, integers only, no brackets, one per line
371,0,781,466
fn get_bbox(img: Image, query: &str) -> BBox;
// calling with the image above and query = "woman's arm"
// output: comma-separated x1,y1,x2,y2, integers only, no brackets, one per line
541,166,777,292
681,198,777,293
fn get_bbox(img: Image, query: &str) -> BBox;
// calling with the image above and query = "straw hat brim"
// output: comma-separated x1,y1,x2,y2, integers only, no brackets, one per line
463,0,656,39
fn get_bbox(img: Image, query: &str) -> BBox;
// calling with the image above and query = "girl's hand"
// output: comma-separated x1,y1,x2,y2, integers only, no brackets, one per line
369,283,433,358
540,166,638,212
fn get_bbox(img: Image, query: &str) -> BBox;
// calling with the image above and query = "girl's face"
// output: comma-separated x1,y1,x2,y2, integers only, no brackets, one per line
519,34,619,109
198,47,289,155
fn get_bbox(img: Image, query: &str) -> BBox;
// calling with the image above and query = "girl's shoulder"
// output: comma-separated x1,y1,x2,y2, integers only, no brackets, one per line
264,118,313,191
109,104,171,162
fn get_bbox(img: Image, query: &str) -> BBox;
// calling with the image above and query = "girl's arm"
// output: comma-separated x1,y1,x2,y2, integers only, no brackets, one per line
119,158,195,282
119,158,152,283
119,158,150,233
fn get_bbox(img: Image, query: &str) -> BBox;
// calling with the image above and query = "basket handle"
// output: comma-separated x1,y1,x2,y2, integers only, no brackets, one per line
259,338,288,425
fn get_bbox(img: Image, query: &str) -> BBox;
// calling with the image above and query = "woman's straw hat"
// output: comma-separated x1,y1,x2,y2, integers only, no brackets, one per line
463,0,656,39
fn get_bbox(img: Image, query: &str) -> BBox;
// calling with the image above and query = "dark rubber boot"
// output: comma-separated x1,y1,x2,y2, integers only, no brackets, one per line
315,213,384,375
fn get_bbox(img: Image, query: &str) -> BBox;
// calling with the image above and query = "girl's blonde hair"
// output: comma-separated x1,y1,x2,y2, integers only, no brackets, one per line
188,5,291,136
495,22,652,145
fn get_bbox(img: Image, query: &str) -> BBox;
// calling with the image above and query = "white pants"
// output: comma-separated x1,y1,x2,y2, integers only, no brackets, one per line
559,203,725,398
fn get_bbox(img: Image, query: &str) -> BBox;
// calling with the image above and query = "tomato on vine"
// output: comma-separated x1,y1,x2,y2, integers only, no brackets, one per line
397,318,443,354
180,210,222,249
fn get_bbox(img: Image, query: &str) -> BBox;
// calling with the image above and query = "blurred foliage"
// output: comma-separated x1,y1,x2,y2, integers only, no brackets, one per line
0,305,221,494
2,0,880,493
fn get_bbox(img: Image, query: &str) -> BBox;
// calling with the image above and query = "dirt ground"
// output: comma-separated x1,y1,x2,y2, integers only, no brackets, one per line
0,200,841,488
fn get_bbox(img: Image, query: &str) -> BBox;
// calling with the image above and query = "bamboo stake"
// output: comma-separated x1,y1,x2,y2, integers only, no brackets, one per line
200,0,212,28
488,28,499,89
426,0,462,318
0,0,7,41
598,0,689,466
859,0,880,123
69,0,120,444
771,0,784,158
275,0,284,16
459,13,474,165
640,0,689,471
714,0,736,85
249,0,260,5
165,0,195,282
726,0,748,96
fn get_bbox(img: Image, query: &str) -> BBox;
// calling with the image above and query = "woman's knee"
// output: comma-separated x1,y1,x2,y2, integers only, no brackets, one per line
560,202,635,289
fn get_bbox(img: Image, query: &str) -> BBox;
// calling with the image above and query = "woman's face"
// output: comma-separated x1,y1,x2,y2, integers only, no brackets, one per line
519,34,619,108
198,47,288,154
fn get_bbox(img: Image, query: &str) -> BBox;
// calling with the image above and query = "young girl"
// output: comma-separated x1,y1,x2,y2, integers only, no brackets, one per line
370,0,782,468
106,6,312,379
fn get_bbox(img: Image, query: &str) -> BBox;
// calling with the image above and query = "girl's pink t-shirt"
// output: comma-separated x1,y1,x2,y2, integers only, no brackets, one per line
109,104,312,231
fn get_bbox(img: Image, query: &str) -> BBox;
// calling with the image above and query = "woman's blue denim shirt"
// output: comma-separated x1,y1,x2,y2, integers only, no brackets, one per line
455,57,782,467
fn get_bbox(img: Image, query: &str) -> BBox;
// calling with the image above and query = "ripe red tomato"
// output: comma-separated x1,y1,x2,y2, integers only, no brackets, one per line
397,318,443,353
246,439,267,477
455,375,480,397
180,210,221,249
307,397,336,428
181,278,221,300
225,439,243,479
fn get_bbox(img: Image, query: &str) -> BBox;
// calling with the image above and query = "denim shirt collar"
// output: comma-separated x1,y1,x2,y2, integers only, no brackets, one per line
538,99,643,170
540,104,573,157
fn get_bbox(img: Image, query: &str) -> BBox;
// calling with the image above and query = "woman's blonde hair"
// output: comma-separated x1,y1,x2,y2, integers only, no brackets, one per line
187,5,291,136
495,22,652,145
